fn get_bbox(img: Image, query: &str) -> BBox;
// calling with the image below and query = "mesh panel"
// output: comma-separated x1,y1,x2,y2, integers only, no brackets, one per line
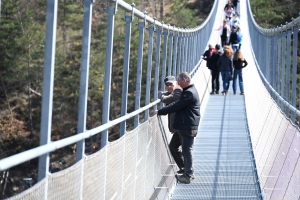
82,148,107,200
122,128,138,199
6,116,175,200
284,156,300,200
105,139,124,199
47,161,82,200
8,178,47,200
244,20,300,199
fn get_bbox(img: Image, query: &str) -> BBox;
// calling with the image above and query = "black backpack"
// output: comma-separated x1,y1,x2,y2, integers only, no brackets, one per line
231,32,238,44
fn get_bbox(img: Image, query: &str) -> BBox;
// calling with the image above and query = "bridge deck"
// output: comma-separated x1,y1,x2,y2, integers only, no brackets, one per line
171,0,262,198
171,92,261,199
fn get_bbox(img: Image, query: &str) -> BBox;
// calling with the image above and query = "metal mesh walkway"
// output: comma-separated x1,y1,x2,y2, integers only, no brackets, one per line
171,93,261,199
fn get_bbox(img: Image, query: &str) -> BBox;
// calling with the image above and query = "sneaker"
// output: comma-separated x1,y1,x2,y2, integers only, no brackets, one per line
234,92,236,95
175,174,192,184
240,92,244,95
210,91,214,95
191,174,195,180
215,91,219,94
177,169,184,174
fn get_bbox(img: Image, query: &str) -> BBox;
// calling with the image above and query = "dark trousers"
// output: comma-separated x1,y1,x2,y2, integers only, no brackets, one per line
178,130,195,178
169,132,184,170
211,70,220,92
221,36,227,47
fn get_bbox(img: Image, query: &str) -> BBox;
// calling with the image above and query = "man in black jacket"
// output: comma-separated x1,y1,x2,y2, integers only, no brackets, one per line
208,44,222,94
156,72,200,184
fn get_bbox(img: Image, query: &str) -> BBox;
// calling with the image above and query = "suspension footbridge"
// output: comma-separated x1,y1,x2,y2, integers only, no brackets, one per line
0,0,299,199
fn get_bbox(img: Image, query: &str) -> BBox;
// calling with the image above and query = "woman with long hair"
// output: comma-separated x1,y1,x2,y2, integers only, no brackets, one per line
217,45,234,95
232,49,248,95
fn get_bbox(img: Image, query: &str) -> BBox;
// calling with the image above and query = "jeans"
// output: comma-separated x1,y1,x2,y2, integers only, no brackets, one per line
232,44,238,53
221,71,231,92
211,70,220,92
169,132,184,170
178,130,195,178
233,69,244,93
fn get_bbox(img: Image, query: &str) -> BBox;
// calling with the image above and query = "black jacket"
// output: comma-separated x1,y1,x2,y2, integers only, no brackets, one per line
157,84,200,131
158,86,183,133
202,49,214,67
229,31,238,45
233,59,248,70
217,56,233,74
209,51,222,71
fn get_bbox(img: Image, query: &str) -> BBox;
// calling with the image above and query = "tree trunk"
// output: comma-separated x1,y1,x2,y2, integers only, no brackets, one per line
160,0,164,21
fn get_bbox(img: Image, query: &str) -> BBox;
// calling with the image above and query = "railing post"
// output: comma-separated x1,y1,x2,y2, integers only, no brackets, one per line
144,23,154,121
153,21,161,112
160,23,169,92
172,28,178,76
177,31,183,73
167,25,173,76
134,13,146,128
286,30,292,116
281,31,287,111
38,0,58,182
187,32,192,72
292,26,298,122
76,0,94,161
182,31,187,72
196,30,201,66
101,4,116,148
120,4,134,137
265,35,271,82
271,33,276,91
276,33,281,103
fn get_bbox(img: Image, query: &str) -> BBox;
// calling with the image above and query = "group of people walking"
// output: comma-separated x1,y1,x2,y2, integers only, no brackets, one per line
154,0,246,186
203,0,247,95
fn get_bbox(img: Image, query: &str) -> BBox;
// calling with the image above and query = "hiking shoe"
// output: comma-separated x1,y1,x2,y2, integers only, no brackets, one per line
175,174,193,184
177,169,185,174
240,92,244,95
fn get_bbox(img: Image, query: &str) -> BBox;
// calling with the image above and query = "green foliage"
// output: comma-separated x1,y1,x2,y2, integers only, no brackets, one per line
165,0,199,28
250,0,300,28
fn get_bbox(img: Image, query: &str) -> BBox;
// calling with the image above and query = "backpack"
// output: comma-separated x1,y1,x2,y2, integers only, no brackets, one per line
231,32,238,44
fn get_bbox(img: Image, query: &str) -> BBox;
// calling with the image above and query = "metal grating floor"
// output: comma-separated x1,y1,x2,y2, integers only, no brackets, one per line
171,91,262,200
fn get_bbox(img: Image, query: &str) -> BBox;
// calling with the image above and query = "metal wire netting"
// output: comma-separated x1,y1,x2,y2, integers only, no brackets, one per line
6,115,177,200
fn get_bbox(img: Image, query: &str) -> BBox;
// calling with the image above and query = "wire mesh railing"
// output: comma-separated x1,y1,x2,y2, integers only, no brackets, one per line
246,0,300,124
245,0,300,199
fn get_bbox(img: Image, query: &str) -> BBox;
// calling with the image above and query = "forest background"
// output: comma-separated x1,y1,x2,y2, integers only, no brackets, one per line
0,0,299,198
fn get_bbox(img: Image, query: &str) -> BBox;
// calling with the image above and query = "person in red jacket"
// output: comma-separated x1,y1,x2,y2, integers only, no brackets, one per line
201,44,215,68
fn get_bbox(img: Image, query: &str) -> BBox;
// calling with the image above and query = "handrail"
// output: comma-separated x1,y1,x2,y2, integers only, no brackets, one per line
106,0,217,33
247,0,300,35
0,99,160,171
